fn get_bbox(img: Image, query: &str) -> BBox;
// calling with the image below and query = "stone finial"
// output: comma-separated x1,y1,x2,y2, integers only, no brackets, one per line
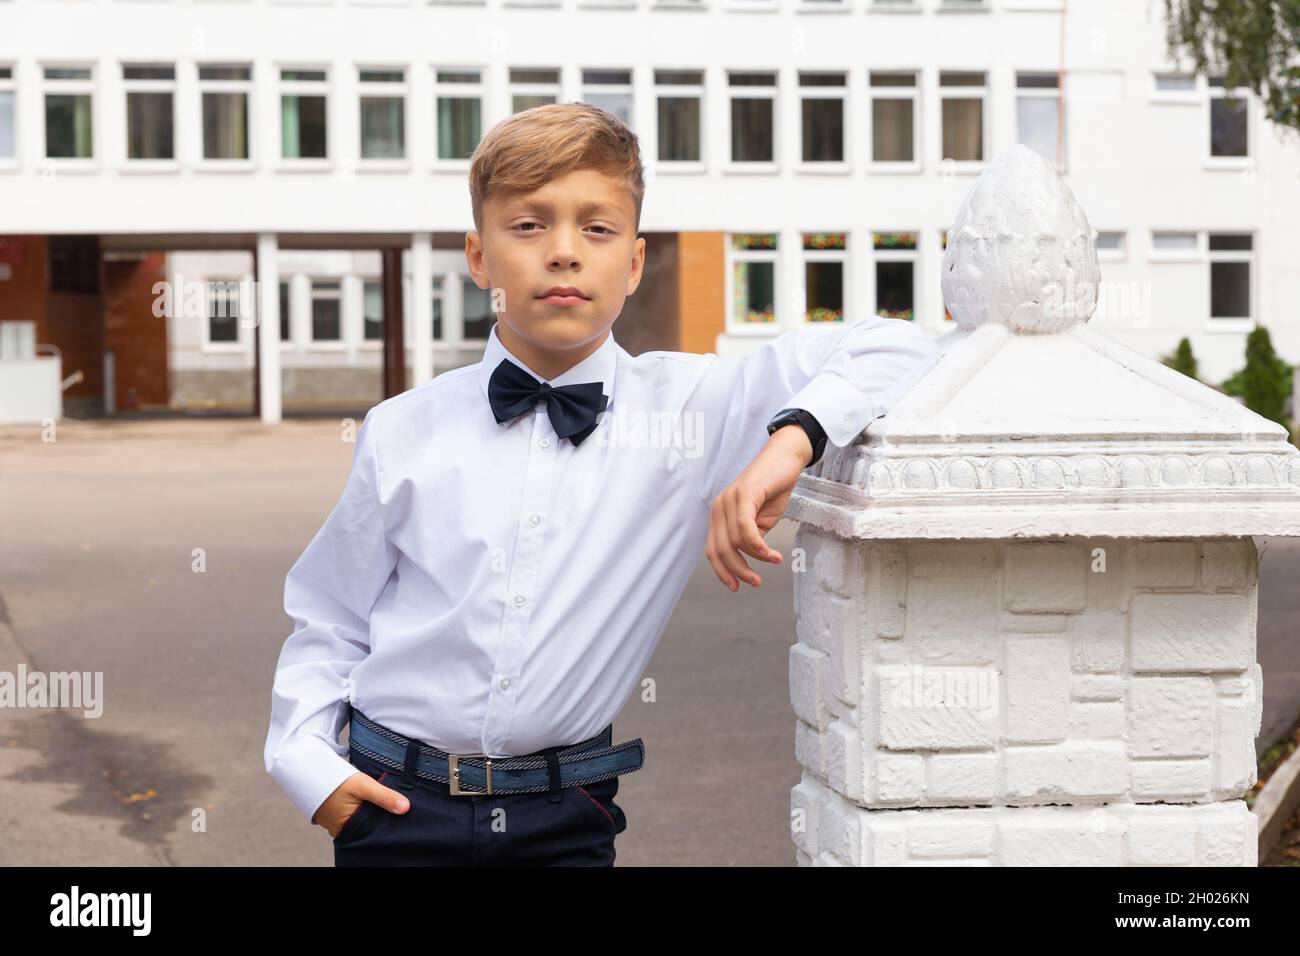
941,144,1101,334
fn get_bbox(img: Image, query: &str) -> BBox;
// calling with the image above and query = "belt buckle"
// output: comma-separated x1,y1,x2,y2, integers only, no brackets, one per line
447,753,493,795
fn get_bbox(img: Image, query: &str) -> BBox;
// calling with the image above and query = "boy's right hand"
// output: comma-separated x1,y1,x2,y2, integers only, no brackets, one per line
312,772,410,838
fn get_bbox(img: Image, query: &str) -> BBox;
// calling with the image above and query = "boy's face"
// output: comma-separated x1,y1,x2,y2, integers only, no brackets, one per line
465,168,645,364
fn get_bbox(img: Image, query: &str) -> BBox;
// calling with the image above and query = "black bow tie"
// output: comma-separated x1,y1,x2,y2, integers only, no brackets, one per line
487,358,609,447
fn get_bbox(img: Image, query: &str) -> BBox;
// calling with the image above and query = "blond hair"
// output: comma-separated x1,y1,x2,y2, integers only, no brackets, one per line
468,102,645,235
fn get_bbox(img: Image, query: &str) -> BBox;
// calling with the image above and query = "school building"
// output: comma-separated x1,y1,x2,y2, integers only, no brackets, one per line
1,0,1297,421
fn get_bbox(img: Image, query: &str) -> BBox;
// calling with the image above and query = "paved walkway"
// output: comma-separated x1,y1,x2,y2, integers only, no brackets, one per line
0,417,1296,866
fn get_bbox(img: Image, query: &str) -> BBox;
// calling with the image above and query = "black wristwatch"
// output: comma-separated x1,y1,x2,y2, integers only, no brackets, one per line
767,407,829,466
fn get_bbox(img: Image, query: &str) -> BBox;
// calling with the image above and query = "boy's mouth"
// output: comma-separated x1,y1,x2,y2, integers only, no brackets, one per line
537,286,590,307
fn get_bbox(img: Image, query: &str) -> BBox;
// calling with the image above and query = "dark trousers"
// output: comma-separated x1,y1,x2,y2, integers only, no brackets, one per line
332,740,628,866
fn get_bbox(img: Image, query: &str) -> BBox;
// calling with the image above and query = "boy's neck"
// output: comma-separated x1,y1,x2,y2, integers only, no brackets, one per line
496,322,611,382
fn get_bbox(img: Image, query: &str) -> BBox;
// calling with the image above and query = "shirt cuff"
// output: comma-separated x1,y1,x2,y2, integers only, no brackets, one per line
267,730,362,825
781,368,893,451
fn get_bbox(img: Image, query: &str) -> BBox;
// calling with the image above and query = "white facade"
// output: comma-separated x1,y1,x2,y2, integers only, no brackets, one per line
3,0,1297,388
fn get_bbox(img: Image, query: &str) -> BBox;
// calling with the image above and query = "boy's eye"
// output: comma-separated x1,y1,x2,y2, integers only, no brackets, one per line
511,223,614,235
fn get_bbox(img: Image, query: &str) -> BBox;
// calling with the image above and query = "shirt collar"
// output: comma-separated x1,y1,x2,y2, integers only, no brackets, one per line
478,320,619,413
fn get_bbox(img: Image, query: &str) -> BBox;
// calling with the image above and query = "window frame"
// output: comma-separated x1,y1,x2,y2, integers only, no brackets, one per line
653,68,707,173
40,62,97,169
801,231,849,325
277,64,331,169
1014,70,1066,172
1206,76,1252,168
306,275,346,349
937,69,988,171
871,230,919,323
356,64,410,169
1207,231,1254,329
0,64,17,170
432,65,485,170
508,67,561,115
868,69,920,173
197,63,255,171
200,275,253,354
360,277,385,349
724,69,779,173
580,67,634,129
724,232,781,336
796,71,849,173
121,62,178,170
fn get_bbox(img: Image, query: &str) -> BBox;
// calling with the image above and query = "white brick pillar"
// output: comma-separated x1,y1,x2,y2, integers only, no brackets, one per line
785,145,1300,867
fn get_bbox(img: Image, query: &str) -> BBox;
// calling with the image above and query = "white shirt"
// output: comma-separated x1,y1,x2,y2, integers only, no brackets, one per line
264,316,941,822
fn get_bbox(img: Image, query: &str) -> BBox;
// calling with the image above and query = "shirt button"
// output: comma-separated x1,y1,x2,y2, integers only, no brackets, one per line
529,514,540,527
513,594,526,607
499,678,510,690
539,437,550,448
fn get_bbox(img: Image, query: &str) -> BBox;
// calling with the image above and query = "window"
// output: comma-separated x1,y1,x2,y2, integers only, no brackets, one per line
803,233,846,323
463,276,493,340
729,233,778,326
207,279,242,344
1151,230,1197,253
939,71,986,162
278,280,291,342
873,232,916,321
799,72,845,164
432,277,444,340
1094,230,1125,260
510,68,560,113
870,71,917,164
1016,71,1063,167
728,71,777,164
1153,72,1196,94
363,280,383,341
1208,76,1248,158
43,66,94,159
123,64,175,161
1208,233,1252,320
434,69,483,161
199,65,251,161
581,69,632,127
280,68,328,160
359,68,406,160
655,69,703,163
0,66,14,160
310,279,342,341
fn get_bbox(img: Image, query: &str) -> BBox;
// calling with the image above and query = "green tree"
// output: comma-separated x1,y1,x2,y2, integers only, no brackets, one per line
1163,1,1300,137
1220,326,1294,438
1161,337,1200,380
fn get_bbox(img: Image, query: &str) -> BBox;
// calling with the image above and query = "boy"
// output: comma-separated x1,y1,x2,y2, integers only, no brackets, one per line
264,102,940,866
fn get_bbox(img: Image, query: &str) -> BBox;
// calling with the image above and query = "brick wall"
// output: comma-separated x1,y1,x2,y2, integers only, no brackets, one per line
677,232,724,356
104,253,170,408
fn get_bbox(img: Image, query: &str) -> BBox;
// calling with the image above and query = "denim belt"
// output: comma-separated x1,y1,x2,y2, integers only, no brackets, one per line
346,705,645,797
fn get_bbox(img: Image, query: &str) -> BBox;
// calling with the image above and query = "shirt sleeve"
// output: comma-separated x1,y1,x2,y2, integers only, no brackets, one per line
263,407,399,824
677,315,941,506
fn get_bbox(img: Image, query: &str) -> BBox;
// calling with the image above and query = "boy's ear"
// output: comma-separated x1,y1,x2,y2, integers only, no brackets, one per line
625,235,647,296
464,230,486,285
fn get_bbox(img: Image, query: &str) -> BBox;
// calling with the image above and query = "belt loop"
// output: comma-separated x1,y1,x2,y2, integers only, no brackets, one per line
544,749,562,803
401,739,420,790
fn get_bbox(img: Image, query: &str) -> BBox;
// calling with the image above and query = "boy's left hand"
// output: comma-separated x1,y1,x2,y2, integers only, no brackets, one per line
706,424,814,591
